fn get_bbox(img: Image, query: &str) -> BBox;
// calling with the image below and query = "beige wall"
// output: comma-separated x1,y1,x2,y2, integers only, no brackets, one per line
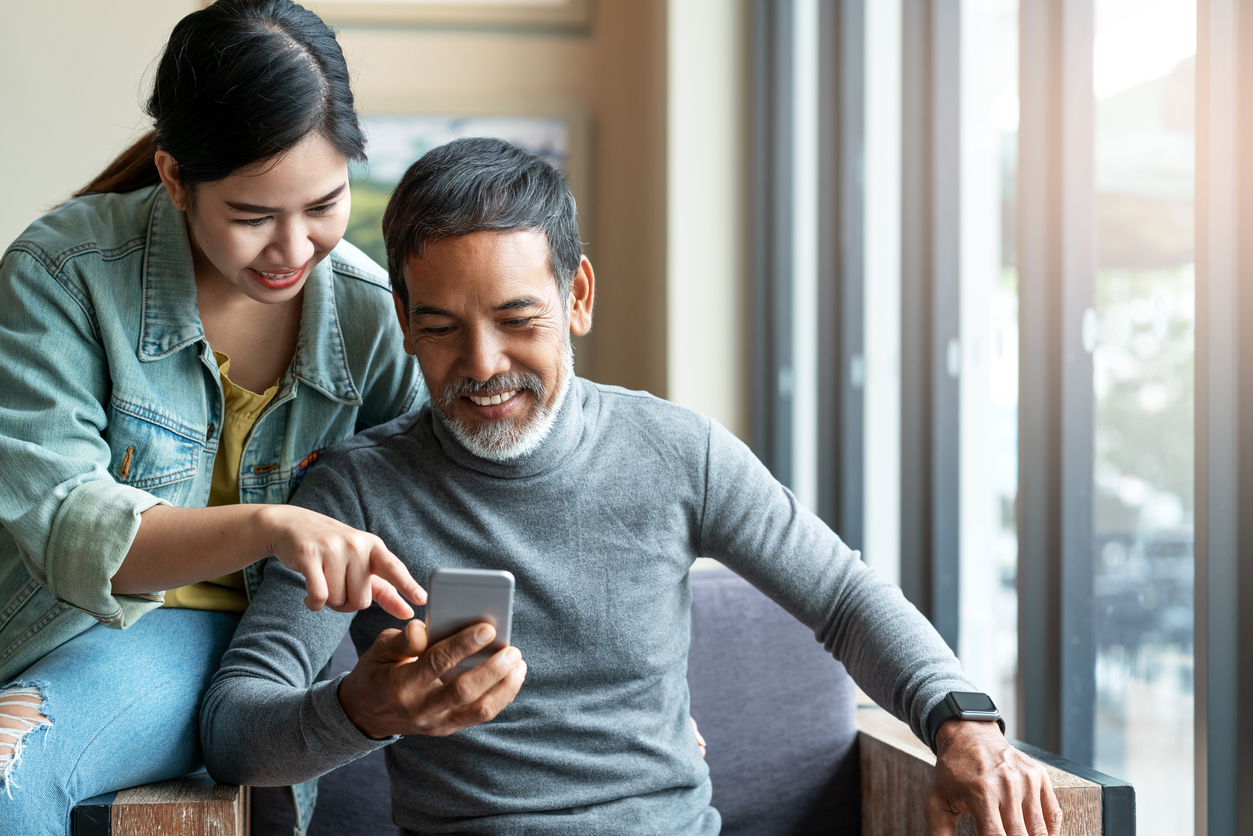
326,1,670,395
666,0,748,439
0,0,747,437
0,0,198,247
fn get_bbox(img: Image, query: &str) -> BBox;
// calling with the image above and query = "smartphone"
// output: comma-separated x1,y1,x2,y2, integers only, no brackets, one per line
425,568,515,677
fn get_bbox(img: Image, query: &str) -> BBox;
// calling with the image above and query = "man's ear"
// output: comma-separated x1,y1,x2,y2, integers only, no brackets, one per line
154,150,191,211
392,286,416,356
568,256,595,337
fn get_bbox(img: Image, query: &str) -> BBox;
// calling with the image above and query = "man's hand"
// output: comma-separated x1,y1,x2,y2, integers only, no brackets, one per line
338,619,527,740
928,720,1063,836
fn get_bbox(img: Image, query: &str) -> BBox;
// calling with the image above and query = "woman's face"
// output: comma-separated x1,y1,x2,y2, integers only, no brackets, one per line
159,132,351,304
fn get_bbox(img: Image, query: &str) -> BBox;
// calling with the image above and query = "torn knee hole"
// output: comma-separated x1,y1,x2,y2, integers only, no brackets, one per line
0,686,52,784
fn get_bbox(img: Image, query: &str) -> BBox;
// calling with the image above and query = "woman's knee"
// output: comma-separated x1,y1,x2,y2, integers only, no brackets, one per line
0,682,52,793
0,682,65,836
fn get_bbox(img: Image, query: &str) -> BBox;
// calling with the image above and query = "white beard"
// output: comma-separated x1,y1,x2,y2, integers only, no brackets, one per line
439,343,575,463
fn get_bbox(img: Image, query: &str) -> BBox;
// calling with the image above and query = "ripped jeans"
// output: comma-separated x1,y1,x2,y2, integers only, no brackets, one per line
0,608,240,836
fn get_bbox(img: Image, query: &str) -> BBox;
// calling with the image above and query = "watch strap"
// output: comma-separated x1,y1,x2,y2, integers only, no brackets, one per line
926,691,1006,751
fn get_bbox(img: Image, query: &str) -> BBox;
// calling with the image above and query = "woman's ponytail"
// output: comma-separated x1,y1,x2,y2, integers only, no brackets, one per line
73,131,162,198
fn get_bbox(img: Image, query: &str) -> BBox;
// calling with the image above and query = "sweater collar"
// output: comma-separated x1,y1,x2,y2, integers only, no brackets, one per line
429,376,587,479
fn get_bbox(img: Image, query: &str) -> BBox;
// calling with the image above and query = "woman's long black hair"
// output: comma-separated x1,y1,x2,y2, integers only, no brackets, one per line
75,0,365,197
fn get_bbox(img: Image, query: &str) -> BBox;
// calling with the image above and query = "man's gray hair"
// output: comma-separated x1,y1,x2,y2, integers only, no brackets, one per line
381,137,583,311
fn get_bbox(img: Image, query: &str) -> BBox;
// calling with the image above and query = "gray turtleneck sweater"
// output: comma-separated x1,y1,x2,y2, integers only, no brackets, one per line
200,379,976,835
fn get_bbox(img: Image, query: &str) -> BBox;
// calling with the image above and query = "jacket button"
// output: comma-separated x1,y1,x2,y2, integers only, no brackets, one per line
206,422,216,439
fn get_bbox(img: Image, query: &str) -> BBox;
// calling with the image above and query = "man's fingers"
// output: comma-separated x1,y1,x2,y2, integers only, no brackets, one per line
1040,773,1064,836
442,646,522,710
1023,794,1051,836
690,716,707,756
370,545,427,606
372,620,429,663
421,623,497,682
446,654,527,728
979,808,1011,836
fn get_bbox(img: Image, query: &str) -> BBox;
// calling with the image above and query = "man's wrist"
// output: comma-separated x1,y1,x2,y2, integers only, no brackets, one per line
337,671,388,740
934,716,1006,756
926,690,1005,751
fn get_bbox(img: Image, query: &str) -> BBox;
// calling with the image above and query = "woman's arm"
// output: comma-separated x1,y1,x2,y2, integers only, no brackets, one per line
0,247,162,628
112,503,426,618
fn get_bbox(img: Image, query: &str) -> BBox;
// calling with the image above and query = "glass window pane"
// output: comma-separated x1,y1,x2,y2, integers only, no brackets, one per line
959,0,1019,736
863,0,903,585
1092,2,1196,833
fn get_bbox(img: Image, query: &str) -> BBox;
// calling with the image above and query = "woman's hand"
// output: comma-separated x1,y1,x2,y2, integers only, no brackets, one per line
115,504,425,620
258,505,426,619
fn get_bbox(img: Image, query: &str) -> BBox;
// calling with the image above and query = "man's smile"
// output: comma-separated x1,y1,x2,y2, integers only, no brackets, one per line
459,388,530,423
467,389,520,408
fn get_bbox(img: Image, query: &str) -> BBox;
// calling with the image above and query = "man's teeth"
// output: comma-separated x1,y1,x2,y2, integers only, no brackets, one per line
468,390,519,407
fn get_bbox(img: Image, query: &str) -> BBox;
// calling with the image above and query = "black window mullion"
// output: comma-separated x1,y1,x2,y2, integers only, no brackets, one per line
751,0,796,487
1195,1,1253,833
1016,0,1096,764
816,0,865,548
900,0,960,650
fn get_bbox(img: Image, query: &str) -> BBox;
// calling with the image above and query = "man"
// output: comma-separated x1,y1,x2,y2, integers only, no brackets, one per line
201,138,1062,836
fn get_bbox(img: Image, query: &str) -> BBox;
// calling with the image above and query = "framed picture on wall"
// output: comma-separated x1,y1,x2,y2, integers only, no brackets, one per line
342,98,593,275
300,0,592,30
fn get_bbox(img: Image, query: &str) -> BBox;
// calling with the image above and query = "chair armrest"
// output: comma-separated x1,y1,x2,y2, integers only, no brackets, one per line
857,705,1133,835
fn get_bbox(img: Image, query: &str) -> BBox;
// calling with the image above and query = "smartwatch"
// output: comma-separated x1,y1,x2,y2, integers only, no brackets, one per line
926,691,1005,749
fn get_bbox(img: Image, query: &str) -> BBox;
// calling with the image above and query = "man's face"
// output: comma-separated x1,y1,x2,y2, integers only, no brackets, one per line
394,229,593,460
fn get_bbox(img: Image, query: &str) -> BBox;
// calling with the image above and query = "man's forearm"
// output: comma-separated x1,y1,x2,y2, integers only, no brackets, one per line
200,671,387,786
197,559,385,786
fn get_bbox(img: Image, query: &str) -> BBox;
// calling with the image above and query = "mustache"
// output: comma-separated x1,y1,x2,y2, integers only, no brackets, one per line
439,371,546,406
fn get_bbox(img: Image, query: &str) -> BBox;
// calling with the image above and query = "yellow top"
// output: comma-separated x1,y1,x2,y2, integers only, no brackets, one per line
160,352,280,612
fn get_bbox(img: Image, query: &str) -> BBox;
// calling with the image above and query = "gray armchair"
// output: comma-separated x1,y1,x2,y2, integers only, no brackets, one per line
252,567,1133,835
73,568,1131,835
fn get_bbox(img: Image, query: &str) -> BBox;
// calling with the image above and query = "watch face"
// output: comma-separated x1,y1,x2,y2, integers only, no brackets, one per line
951,691,997,713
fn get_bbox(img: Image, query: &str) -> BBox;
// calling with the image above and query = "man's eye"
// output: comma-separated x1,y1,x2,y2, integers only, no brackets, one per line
420,326,454,336
506,318,534,327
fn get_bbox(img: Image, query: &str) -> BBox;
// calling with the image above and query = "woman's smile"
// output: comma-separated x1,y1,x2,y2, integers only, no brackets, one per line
249,263,307,291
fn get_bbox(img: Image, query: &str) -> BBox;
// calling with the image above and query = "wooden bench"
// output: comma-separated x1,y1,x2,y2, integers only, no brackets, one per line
71,773,248,836
71,569,1135,835
858,702,1136,835
74,712,1134,836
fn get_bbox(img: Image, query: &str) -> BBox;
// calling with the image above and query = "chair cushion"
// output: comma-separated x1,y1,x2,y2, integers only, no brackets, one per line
253,568,861,835
687,568,860,836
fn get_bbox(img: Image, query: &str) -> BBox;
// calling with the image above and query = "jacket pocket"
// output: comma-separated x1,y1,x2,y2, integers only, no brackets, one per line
105,397,201,491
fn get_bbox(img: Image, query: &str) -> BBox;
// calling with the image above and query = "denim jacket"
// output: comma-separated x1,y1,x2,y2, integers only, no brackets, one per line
0,184,423,683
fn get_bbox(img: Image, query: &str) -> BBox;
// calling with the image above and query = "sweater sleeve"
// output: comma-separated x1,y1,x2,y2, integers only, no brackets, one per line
695,418,978,751
199,463,394,786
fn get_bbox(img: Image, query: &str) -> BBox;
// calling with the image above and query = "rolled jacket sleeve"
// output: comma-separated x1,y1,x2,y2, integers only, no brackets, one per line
0,249,167,628
44,481,168,625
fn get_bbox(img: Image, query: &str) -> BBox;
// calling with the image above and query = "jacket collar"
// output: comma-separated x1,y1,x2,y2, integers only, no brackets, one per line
136,188,361,405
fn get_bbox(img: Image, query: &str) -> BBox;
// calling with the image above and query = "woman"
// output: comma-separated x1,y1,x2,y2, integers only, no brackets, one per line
0,2,424,832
